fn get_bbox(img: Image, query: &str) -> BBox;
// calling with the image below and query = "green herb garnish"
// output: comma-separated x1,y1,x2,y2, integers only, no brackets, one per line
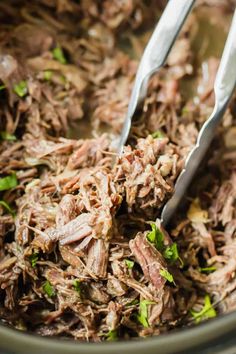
0,85,6,91
126,299,139,307
182,106,189,114
125,259,134,269
0,132,16,141
43,70,53,81
199,266,216,273
163,243,179,262
29,252,39,268
13,81,28,98
152,130,164,139
163,243,183,266
73,279,81,294
137,300,155,328
0,200,15,215
147,222,164,251
106,329,118,341
0,173,18,191
190,294,216,323
43,280,55,297
160,269,174,283
52,46,67,64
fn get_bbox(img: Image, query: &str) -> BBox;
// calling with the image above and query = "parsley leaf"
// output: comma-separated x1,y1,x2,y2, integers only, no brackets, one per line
0,132,16,141
0,200,15,215
29,252,39,268
43,280,55,297
126,299,139,307
106,329,118,341
160,269,174,283
163,243,179,262
43,70,53,81
52,46,67,64
199,266,216,273
13,81,28,98
152,130,164,139
137,300,155,328
147,222,164,251
125,259,134,269
163,243,183,267
0,173,18,191
190,294,216,323
73,279,81,294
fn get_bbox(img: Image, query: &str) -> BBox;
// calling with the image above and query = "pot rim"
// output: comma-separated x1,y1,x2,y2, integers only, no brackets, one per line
0,310,236,354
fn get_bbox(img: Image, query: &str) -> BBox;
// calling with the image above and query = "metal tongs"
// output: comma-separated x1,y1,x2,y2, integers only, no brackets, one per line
118,0,236,226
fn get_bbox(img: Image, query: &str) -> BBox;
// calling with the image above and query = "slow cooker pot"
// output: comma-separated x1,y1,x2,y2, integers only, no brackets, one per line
0,310,236,354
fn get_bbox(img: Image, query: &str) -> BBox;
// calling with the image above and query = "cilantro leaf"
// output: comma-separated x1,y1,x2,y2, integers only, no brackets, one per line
160,269,174,283
29,252,39,268
199,266,216,273
152,130,164,139
147,223,164,251
0,200,15,215
13,81,28,98
43,280,55,297
43,70,53,81
52,46,67,64
190,294,216,323
125,259,134,269
106,329,118,341
0,173,18,191
73,279,81,294
0,132,16,141
137,300,155,328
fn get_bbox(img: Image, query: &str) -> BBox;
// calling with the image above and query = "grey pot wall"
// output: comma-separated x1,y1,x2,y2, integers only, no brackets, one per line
0,311,236,354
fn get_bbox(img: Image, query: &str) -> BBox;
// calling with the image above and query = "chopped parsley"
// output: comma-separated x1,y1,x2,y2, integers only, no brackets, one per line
137,300,155,328
199,266,216,273
125,259,134,269
0,173,18,191
182,106,189,114
43,70,53,81
0,200,15,215
163,243,179,262
126,299,139,307
52,46,67,64
73,279,81,293
160,269,175,284
0,131,16,141
163,243,183,266
190,294,216,323
147,222,164,251
147,224,183,266
152,130,164,139
106,329,118,341
13,80,28,98
29,252,39,268
43,280,55,297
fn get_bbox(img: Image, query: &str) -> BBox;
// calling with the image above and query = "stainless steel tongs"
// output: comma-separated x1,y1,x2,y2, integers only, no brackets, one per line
162,8,236,225
118,0,236,226
118,0,196,153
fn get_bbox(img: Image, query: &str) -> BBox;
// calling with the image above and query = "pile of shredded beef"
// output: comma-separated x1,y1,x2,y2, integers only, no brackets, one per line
0,0,236,342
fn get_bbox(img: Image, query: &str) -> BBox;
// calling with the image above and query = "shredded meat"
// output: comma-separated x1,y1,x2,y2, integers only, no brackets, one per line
0,0,236,343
